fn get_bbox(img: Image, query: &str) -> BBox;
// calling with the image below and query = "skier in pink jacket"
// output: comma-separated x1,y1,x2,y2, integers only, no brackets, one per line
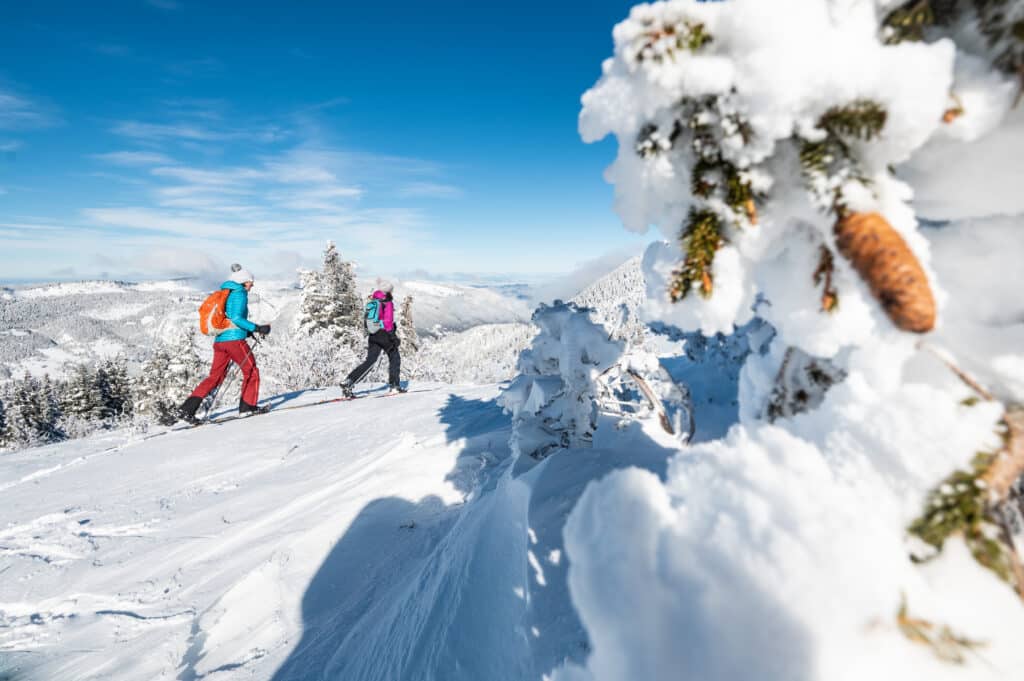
340,280,405,396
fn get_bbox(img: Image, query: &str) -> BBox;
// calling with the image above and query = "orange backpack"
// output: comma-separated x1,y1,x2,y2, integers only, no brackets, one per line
198,289,236,336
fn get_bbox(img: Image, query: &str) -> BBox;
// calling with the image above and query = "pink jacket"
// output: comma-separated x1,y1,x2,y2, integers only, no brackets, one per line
372,290,395,332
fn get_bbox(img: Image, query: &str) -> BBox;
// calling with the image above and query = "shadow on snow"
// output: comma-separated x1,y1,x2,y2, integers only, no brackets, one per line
268,393,522,681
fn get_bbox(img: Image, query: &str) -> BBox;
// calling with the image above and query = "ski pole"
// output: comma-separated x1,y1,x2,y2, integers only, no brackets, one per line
203,362,240,421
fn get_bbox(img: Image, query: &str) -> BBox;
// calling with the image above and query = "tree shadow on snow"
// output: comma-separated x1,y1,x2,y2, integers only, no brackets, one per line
0,654,27,681
269,494,458,681
267,385,816,681
269,393,518,681
437,393,514,496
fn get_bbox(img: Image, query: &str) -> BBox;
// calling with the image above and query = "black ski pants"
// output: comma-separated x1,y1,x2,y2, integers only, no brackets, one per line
347,330,401,386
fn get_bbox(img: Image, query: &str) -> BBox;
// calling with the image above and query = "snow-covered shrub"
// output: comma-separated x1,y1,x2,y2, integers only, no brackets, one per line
600,348,695,441
134,330,205,425
259,328,358,393
555,1,1024,679
398,295,421,380
500,303,623,461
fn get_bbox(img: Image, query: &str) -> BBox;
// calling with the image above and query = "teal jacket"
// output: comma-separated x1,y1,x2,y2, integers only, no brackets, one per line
215,281,258,343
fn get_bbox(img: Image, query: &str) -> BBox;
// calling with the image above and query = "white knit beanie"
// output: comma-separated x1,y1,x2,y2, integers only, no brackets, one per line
229,263,254,284
377,279,394,293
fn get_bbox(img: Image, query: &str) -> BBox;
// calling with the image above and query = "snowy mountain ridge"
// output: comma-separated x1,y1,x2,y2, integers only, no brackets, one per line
0,277,533,382
568,255,644,322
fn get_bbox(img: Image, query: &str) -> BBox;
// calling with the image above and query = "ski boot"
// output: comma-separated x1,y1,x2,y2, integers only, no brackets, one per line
388,383,408,395
340,379,355,399
179,396,203,425
239,400,271,417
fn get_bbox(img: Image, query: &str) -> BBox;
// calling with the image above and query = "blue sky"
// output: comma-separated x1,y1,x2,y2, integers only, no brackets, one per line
0,0,650,284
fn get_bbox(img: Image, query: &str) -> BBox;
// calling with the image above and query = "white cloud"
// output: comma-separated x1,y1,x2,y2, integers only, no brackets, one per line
399,181,464,199
263,160,337,185
111,119,286,144
155,195,264,214
82,207,259,239
271,185,364,212
123,247,224,282
6,115,464,278
152,165,265,186
156,184,253,201
93,151,174,166
0,89,55,130
113,120,222,141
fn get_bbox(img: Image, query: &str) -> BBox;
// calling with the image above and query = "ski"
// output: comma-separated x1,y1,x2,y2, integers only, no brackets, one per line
370,388,433,398
264,395,360,413
137,388,429,443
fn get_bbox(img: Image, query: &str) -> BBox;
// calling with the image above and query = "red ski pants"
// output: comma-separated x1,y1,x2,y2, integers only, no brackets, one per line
190,340,260,407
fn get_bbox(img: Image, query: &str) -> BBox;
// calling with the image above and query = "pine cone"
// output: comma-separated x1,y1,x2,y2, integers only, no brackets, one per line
834,212,936,333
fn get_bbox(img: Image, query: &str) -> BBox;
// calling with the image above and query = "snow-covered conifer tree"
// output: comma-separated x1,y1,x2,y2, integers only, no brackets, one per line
296,267,325,331
96,357,133,420
298,241,363,349
499,303,623,461
551,2,1024,679
398,295,420,379
61,364,102,421
38,374,62,438
135,330,204,425
6,372,63,447
134,346,172,423
0,393,10,450
324,241,364,339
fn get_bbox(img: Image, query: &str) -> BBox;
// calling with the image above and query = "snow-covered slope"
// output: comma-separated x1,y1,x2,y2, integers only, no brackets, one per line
569,256,644,323
0,377,682,681
0,384,506,679
0,280,217,381
416,322,537,384
397,280,532,336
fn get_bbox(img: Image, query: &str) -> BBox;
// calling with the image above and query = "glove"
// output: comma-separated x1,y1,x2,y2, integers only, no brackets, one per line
256,324,271,336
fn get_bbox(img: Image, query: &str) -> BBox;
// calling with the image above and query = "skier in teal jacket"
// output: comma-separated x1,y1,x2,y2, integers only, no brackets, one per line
179,265,271,422
215,280,259,342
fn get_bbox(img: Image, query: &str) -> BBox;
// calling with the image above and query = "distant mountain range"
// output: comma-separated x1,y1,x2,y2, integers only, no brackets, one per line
0,257,646,384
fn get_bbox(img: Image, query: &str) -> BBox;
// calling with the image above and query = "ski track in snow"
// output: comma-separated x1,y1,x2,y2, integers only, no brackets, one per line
0,383,513,681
